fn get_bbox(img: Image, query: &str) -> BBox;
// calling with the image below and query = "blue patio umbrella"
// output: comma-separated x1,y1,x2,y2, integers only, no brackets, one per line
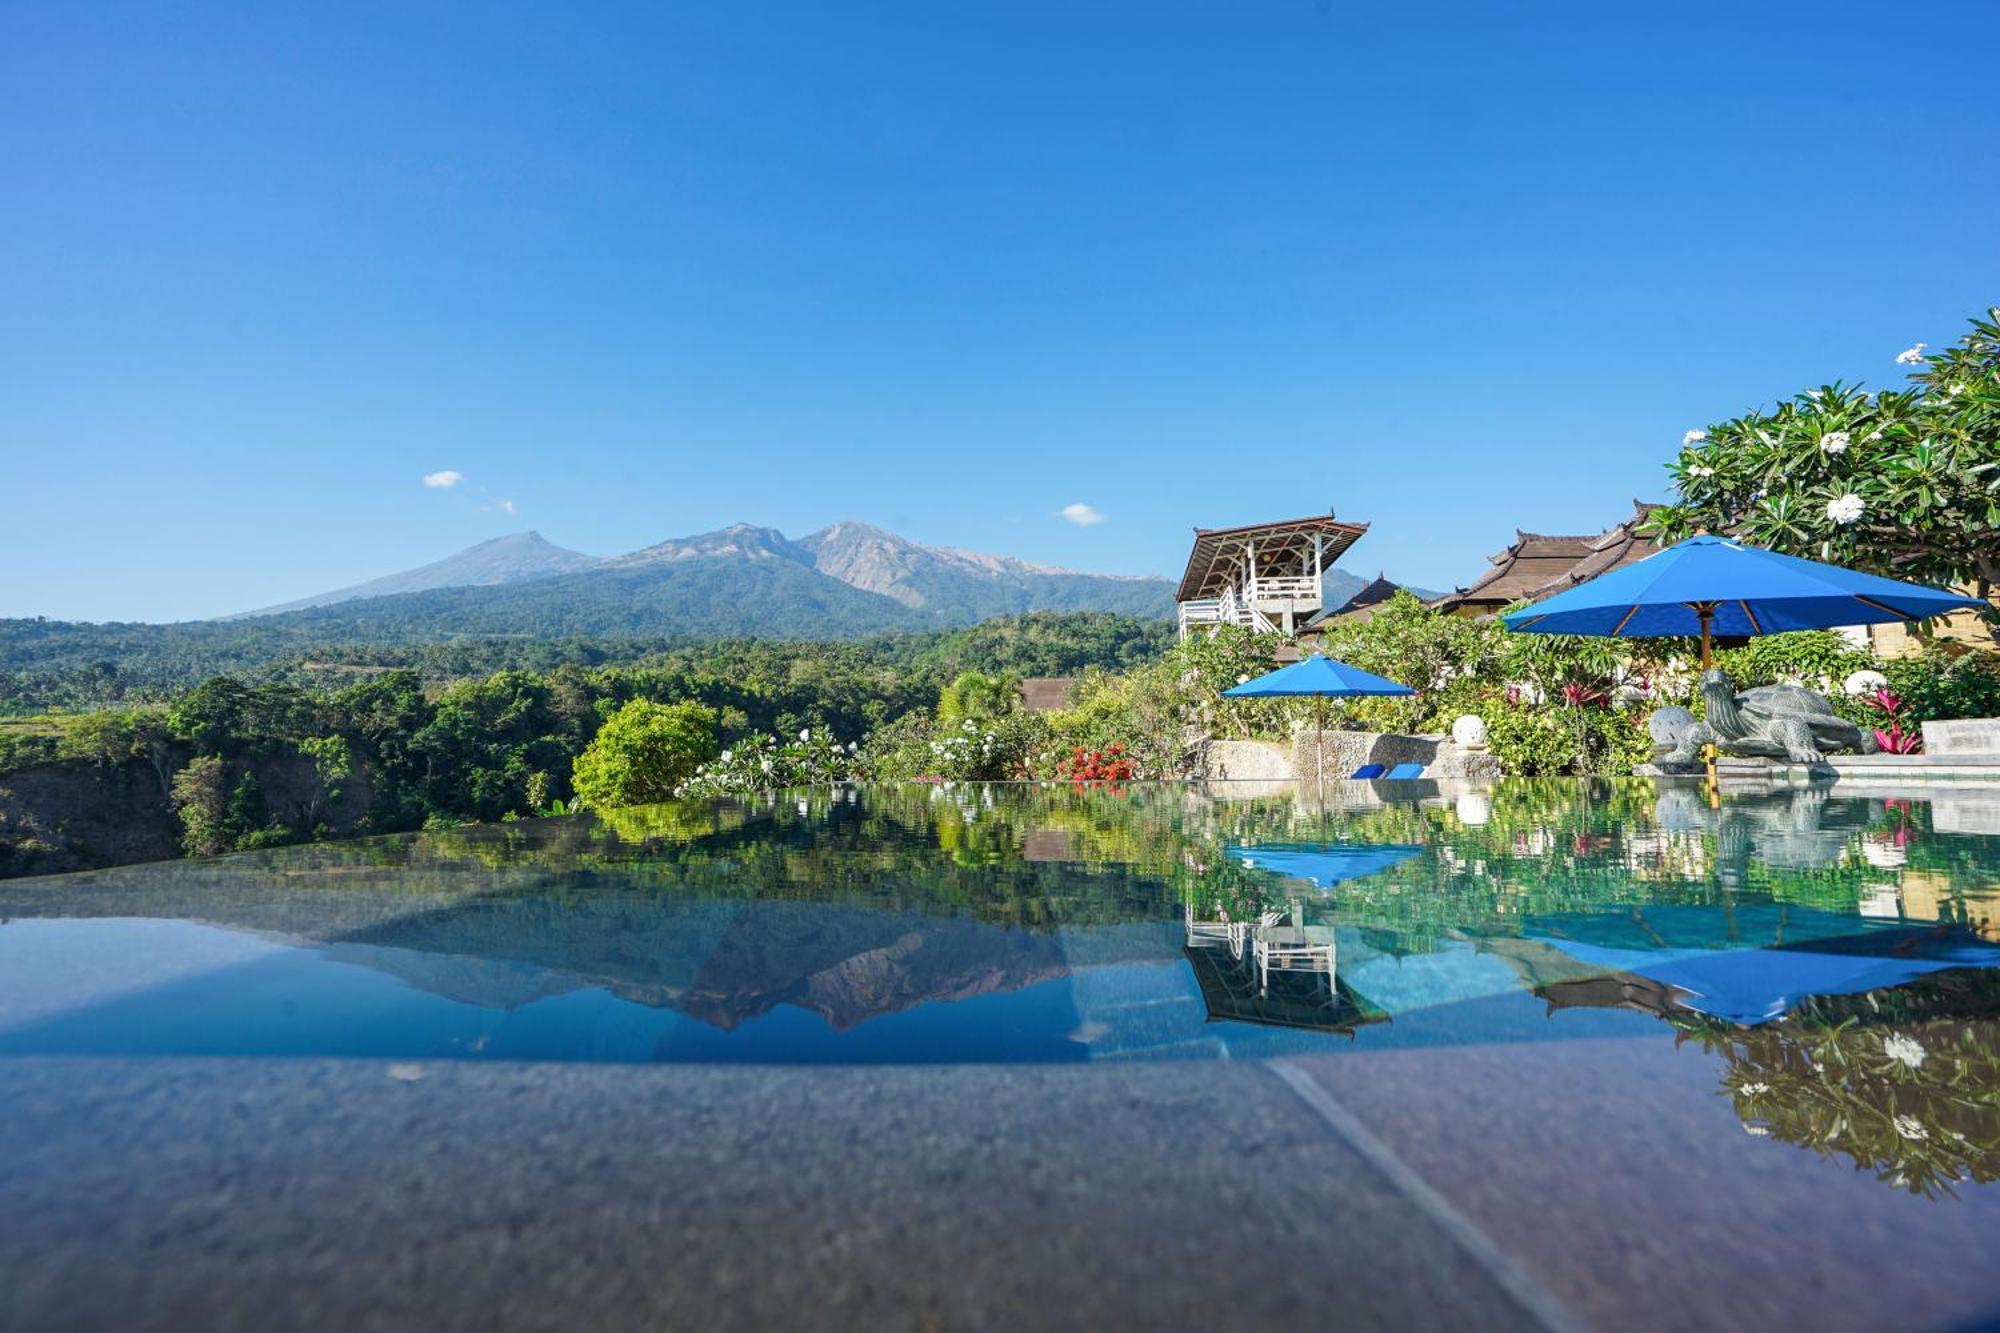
1503,535,1986,784
1223,655,1416,789
1503,535,1985,645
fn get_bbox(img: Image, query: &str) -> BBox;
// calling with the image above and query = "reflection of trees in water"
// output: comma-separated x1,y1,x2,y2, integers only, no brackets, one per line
1674,971,2000,1198
10,778,1999,1055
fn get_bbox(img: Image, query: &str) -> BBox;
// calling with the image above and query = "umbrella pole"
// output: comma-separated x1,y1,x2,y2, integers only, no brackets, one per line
1315,695,1325,807
1698,604,1718,804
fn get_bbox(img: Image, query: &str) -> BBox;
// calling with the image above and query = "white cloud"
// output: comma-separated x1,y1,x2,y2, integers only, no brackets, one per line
1060,502,1105,527
498,498,517,515
422,470,464,489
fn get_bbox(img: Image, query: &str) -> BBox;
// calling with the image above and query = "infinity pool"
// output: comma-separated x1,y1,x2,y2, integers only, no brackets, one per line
5,780,2000,1187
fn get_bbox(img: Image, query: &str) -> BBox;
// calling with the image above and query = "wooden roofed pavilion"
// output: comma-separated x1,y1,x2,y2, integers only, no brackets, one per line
1175,512,1369,637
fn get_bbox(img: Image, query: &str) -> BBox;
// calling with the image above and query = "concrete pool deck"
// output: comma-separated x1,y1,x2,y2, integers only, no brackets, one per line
4,1042,1997,1333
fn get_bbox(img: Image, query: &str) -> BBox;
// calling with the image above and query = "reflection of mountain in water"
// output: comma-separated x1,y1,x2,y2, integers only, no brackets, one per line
0,830,1158,1032
9,780,2000,1046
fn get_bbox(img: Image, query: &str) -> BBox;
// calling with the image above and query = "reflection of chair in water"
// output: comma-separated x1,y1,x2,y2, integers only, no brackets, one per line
1251,918,1337,996
1181,936,1385,1036
1184,902,1235,950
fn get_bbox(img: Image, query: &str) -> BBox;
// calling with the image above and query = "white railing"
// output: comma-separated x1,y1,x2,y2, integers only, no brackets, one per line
1178,599,1223,635
1181,573,1325,637
1250,575,1321,602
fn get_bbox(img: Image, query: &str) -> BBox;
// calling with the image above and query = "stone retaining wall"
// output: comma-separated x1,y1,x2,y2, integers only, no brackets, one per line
1197,730,1500,782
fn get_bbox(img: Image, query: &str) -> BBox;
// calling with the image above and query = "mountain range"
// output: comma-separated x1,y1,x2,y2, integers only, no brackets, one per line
230,521,1183,639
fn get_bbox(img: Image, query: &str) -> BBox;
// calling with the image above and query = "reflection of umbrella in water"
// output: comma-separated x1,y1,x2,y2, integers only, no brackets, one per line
1527,925,2000,1027
1224,842,1423,890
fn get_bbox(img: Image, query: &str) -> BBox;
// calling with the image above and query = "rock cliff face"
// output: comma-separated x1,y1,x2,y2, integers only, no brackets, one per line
0,750,377,879
799,521,1074,608
0,760,182,878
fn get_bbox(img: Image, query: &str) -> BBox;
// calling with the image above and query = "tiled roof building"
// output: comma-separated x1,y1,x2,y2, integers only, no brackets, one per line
1430,502,1663,618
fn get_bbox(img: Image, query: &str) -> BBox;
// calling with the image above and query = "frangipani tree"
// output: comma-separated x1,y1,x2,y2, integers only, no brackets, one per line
1647,306,2000,645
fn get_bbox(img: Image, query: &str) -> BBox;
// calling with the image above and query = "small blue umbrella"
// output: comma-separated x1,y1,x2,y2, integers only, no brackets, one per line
1504,535,1986,785
1223,655,1415,790
1222,654,1415,699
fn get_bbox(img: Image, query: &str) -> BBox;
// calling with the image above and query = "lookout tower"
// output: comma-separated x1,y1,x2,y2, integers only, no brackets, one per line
1175,512,1369,637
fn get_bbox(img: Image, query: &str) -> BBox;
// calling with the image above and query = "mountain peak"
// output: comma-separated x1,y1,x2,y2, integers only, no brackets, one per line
233,531,600,619
612,523,811,569
227,518,1177,629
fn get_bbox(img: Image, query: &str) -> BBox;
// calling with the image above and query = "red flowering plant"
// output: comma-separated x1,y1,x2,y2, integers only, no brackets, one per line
1058,744,1134,783
1866,688,1922,755
1560,682,1610,710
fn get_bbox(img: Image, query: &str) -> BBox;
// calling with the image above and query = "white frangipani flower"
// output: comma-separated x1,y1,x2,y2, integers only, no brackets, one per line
1883,1033,1927,1069
1827,493,1866,525
1895,343,1926,365
1866,428,1884,442
799,728,811,742
1738,1081,1771,1096
1683,429,1708,446
1821,431,1851,454
1894,1114,1929,1141
1688,463,1715,478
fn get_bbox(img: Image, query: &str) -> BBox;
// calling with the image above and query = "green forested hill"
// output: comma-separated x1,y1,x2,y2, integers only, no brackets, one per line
0,610,1175,712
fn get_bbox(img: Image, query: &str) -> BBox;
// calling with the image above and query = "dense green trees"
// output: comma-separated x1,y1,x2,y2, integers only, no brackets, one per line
0,615,1177,862
571,701,720,810
1650,305,2000,643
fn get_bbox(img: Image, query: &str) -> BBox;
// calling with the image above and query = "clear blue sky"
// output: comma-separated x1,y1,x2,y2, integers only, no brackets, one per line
4,1,1997,622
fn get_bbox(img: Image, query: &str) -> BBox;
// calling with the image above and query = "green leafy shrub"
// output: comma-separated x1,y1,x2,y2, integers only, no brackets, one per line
1478,707,1576,776
1882,651,2000,727
1714,631,1874,694
571,700,720,810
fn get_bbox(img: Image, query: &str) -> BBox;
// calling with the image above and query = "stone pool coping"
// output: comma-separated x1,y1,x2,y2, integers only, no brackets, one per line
5,1048,1997,1333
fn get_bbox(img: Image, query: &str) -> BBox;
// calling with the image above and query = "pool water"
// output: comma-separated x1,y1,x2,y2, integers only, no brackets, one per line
5,780,2000,1193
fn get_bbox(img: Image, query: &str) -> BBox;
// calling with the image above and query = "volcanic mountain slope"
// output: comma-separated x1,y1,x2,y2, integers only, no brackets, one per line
234,531,603,617
227,520,1177,638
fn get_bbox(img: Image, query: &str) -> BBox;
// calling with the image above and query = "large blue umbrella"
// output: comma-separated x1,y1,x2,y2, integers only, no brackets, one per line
1503,535,1986,785
1223,655,1415,789
1502,535,1985,643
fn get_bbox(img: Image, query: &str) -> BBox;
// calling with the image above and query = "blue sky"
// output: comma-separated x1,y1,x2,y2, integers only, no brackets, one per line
4,1,1997,622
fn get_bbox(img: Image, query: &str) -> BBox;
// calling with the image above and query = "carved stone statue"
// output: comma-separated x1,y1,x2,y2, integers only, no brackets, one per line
1650,668,1879,769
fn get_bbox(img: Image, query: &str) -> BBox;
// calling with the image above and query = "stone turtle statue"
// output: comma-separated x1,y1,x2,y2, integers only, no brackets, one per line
1650,668,1878,770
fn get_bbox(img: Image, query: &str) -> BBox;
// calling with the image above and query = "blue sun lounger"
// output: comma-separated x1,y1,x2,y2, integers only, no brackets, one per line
1383,763,1424,780
1348,764,1386,779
